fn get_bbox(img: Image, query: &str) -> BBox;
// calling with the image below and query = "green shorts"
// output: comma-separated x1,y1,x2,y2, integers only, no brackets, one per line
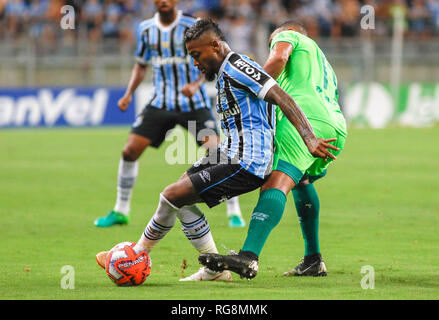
273,115,346,184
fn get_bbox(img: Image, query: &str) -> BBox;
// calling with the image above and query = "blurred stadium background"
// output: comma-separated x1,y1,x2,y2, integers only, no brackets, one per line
1,0,438,128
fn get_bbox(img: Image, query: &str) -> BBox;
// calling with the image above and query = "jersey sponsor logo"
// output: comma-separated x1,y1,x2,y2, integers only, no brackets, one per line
217,105,241,121
151,56,190,66
232,58,262,81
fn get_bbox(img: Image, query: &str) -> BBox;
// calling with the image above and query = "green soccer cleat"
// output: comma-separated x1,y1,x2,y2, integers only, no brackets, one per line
94,210,129,227
228,214,246,228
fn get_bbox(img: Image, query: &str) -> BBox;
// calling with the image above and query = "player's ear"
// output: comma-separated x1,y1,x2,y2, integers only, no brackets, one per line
210,39,220,51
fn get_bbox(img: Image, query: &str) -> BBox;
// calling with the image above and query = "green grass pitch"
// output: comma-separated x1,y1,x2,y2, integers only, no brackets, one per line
1,126,438,300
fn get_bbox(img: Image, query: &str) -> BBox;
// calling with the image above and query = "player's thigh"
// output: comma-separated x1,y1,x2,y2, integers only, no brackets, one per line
272,117,315,185
178,108,220,147
131,105,178,149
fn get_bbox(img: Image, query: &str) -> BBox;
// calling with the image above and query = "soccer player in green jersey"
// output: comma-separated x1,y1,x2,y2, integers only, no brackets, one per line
199,20,347,279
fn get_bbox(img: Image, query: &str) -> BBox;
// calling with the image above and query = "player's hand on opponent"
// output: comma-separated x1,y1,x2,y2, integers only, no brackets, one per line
307,137,339,161
118,94,132,112
181,82,200,98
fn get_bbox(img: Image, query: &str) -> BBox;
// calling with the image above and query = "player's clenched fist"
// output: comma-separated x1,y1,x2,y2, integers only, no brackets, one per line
118,94,132,112
181,82,199,98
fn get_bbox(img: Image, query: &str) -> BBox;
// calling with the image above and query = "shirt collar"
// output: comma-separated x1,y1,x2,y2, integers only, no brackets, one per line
217,51,235,77
154,10,182,32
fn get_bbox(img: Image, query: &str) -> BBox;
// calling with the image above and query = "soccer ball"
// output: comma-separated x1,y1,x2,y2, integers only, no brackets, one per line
105,241,151,286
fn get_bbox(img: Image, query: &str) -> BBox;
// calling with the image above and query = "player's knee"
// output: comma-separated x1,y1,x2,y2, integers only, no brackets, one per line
162,178,195,208
122,145,141,161
297,176,311,187
162,183,183,207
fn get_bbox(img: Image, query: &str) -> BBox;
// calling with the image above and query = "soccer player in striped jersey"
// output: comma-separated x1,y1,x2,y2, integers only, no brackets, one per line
200,21,347,280
94,0,245,229
96,18,337,281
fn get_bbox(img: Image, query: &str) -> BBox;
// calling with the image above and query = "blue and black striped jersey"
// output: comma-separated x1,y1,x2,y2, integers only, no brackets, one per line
135,11,210,112
216,52,277,179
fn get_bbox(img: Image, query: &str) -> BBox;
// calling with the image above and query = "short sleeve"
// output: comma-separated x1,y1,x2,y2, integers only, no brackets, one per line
225,54,277,100
135,25,151,65
270,30,299,50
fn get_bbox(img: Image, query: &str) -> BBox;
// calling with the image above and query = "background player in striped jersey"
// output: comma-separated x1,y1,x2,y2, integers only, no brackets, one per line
96,18,338,281
94,0,245,229
200,20,347,280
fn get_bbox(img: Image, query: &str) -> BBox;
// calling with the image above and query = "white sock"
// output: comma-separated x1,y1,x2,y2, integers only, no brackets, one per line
138,194,178,252
226,196,242,217
178,205,218,254
114,158,138,216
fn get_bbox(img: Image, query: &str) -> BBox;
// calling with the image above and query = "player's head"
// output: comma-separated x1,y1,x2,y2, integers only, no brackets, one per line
184,18,228,81
269,20,307,46
153,0,178,15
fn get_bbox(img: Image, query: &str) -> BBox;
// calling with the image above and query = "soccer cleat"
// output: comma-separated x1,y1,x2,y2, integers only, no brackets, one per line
228,214,246,228
96,251,109,269
198,252,258,280
283,253,328,277
94,210,129,227
179,267,232,282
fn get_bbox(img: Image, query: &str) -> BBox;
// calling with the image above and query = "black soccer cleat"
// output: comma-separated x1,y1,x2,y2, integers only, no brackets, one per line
199,252,259,280
283,253,328,277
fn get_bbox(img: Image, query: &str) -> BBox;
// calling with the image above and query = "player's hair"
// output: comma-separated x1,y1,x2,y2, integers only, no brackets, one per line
276,19,307,36
184,18,227,43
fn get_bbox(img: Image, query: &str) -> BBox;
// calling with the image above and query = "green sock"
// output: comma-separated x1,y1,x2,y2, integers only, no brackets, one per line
241,188,286,256
292,183,320,256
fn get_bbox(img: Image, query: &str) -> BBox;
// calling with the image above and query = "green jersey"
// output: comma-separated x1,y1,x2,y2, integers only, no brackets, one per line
270,30,347,137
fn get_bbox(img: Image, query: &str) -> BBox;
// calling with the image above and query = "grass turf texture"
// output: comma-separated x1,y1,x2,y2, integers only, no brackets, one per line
1,126,438,300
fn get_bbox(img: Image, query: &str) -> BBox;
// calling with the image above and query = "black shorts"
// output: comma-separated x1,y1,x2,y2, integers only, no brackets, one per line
187,150,265,208
131,105,219,148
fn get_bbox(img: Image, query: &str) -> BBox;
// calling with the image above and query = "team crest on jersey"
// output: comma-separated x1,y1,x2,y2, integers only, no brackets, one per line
132,115,143,128
219,92,227,104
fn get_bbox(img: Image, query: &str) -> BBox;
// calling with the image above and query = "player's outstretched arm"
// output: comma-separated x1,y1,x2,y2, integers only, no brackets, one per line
264,85,339,160
118,63,147,112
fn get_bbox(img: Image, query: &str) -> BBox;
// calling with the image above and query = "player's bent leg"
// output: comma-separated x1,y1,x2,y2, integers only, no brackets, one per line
94,134,151,227
240,171,295,255
199,171,295,280
285,175,327,277
137,193,179,252
163,174,232,281
199,135,245,228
